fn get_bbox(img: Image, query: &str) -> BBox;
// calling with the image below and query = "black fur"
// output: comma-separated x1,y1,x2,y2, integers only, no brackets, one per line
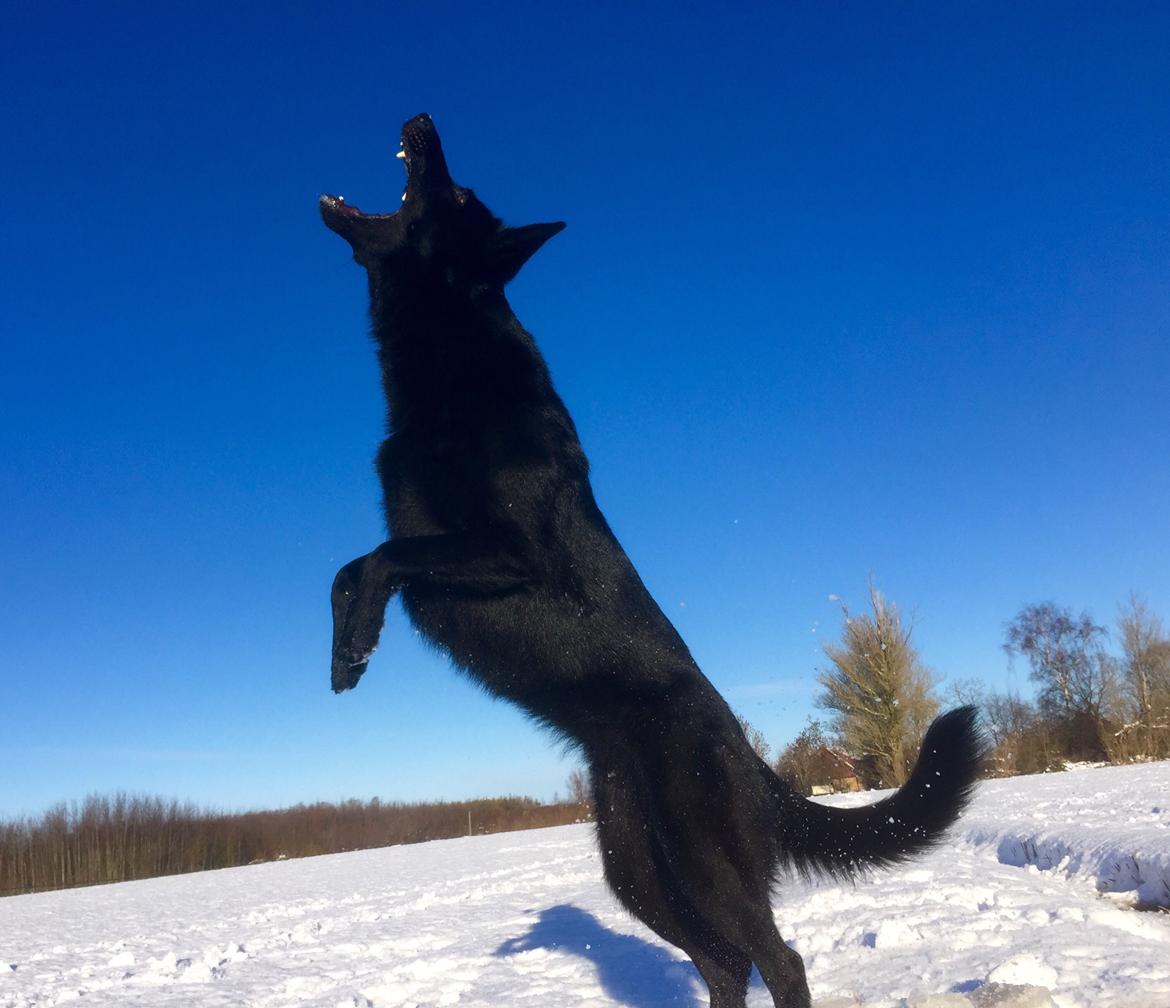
320,114,985,1008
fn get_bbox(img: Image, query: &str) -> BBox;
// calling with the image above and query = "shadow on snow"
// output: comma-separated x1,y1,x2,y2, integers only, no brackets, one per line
494,903,704,1006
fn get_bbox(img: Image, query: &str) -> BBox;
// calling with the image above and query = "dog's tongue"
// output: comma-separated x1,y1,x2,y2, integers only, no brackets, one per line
400,114,453,193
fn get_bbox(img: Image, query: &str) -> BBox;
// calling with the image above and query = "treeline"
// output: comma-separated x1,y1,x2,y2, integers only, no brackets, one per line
0,792,588,897
767,587,1170,793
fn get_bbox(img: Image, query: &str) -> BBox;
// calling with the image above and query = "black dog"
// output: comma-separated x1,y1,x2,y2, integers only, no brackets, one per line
320,114,983,1008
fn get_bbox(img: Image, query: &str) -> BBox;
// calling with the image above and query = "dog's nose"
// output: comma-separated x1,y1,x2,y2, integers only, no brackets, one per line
400,114,453,192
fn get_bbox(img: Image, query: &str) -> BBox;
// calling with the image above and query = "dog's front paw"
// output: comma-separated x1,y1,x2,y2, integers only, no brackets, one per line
331,654,369,693
330,558,379,693
332,611,385,690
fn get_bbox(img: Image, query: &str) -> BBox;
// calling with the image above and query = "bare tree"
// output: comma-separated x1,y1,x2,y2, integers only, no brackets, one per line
982,691,1053,775
1004,602,1117,761
946,677,986,709
735,714,772,764
816,584,939,787
774,719,835,795
1116,594,1170,760
565,767,593,813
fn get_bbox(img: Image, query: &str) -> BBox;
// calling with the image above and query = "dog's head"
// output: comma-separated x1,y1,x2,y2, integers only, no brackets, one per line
321,114,564,294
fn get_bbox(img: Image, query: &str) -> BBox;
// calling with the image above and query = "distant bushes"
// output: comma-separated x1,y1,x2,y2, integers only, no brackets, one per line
0,792,589,897
980,596,1170,774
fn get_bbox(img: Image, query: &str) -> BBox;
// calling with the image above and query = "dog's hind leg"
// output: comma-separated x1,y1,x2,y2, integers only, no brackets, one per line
593,772,752,1007
667,813,811,1008
721,906,809,1008
689,949,753,1008
666,833,810,1008
669,832,814,1005
643,725,812,1008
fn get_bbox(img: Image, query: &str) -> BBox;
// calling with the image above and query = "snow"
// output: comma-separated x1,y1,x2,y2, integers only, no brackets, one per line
962,763,1170,910
2,763,1169,1008
819,761,1170,912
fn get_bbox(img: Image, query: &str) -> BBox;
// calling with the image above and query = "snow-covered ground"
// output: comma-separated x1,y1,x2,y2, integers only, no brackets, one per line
2,763,1168,1008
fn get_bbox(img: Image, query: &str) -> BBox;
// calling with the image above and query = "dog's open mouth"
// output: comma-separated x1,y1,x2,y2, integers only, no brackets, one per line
320,113,450,229
319,193,366,217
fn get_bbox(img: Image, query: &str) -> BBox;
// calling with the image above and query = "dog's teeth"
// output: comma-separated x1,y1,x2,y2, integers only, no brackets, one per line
396,150,406,160
401,191,407,202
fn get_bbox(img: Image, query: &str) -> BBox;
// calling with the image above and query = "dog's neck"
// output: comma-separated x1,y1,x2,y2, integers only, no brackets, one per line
368,280,554,439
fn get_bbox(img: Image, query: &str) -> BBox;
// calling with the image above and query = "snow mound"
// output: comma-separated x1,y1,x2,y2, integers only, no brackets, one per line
821,760,1170,910
904,984,1056,1008
960,763,1170,909
819,985,1058,1008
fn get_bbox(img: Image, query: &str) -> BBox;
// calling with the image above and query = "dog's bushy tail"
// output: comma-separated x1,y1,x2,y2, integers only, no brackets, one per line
771,706,986,880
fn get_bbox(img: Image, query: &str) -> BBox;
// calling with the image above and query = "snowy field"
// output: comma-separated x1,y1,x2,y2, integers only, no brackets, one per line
2,762,1168,1008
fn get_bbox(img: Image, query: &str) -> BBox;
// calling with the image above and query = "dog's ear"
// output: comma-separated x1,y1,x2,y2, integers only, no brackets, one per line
489,222,566,285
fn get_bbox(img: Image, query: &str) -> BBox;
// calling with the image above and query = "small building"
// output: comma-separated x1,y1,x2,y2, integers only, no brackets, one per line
807,747,861,795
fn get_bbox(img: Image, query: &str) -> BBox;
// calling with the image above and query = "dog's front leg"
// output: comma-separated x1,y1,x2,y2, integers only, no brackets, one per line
330,531,532,692
330,552,396,692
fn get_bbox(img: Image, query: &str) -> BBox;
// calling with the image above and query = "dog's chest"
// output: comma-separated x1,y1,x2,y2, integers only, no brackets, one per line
379,421,549,534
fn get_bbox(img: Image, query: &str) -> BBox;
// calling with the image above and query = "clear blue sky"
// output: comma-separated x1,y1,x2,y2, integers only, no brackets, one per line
2,2,1168,818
